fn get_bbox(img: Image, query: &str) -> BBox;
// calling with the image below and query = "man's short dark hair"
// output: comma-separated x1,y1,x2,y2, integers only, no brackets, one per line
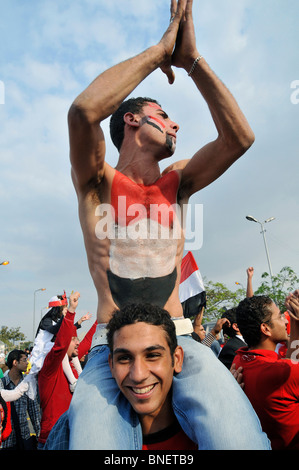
221,307,238,337
107,303,177,357
236,296,274,348
6,349,26,369
109,97,160,151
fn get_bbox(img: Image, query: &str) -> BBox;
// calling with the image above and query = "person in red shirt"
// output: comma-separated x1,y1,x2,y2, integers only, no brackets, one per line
38,292,96,448
0,395,12,445
107,303,197,450
233,291,299,450
244,266,291,359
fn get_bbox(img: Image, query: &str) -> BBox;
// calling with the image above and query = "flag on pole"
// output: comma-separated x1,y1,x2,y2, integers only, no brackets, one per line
179,251,206,318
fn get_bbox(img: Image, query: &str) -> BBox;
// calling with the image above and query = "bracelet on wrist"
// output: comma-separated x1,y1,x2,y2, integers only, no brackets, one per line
188,56,203,76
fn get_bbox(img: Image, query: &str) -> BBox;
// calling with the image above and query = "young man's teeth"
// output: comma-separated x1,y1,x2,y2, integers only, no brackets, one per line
132,385,154,394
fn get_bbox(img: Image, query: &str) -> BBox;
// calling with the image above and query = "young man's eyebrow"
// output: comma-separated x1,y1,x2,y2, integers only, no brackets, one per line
145,345,167,352
113,348,130,356
157,110,168,119
113,345,167,356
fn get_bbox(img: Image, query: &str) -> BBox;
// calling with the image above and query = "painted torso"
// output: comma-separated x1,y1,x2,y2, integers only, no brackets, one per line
78,165,186,322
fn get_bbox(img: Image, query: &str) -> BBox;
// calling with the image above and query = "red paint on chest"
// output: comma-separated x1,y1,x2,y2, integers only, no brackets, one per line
111,170,180,227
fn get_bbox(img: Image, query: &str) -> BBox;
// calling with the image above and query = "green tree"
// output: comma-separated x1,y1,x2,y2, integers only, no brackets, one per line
203,279,245,322
199,266,299,324
254,266,299,312
0,326,26,349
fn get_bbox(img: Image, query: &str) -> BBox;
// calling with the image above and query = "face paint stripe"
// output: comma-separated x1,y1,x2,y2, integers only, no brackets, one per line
148,115,166,128
139,115,164,133
146,120,164,133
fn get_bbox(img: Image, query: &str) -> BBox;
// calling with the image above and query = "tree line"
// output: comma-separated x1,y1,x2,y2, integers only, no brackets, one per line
202,266,299,322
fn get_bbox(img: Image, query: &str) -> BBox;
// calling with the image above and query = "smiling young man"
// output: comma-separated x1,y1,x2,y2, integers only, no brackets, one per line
233,293,299,450
107,304,197,450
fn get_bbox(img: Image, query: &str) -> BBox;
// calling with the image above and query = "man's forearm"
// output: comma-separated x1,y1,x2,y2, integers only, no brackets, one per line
70,0,186,123
187,56,255,151
246,278,254,298
202,331,216,348
70,45,165,124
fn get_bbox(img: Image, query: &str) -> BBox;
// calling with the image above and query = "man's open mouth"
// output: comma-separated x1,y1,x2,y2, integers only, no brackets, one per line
131,384,156,395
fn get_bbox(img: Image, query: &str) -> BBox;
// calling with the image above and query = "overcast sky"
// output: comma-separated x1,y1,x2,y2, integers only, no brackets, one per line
1,0,298,341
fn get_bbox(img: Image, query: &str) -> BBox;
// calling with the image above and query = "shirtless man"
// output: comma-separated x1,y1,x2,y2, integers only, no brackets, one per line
69,1,254,323
66,0,270,450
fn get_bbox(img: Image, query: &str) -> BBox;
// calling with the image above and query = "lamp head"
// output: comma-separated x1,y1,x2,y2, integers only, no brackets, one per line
246,215,259,223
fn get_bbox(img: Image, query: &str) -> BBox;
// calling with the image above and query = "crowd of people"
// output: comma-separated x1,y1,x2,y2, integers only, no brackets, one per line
1,266,299,450
1,0,298,452
0,291,96,449
191,267,299,451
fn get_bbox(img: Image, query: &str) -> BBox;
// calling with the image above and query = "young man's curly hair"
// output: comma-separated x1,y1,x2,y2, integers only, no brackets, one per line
236,296,274,348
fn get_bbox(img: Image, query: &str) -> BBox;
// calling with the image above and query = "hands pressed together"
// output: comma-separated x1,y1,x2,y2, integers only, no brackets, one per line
159,0,199,84
286,290,299,321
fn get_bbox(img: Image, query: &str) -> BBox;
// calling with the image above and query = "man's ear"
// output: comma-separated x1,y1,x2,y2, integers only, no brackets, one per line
260,323,272,337
173,346,184,374
123,112,140,128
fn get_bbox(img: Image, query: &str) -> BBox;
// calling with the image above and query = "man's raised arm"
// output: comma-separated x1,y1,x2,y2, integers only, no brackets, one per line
68,0,186,193
172,0,255,199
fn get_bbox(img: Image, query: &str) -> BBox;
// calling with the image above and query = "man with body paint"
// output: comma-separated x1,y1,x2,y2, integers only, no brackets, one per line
64,0,270,450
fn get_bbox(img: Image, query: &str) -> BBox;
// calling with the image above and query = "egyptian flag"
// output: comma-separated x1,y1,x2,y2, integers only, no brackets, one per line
179,251,206,318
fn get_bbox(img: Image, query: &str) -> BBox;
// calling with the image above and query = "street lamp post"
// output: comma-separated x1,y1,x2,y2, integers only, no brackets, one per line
40,306,47,320
33,288,46,342
246,215,275,292
0,261,9,266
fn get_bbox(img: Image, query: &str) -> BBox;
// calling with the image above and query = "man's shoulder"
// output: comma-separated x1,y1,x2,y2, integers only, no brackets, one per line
227,336,246,348
220,337,241,353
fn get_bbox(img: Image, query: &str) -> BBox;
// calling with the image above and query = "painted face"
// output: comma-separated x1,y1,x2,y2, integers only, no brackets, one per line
139,103,179,153
109,322,183,422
